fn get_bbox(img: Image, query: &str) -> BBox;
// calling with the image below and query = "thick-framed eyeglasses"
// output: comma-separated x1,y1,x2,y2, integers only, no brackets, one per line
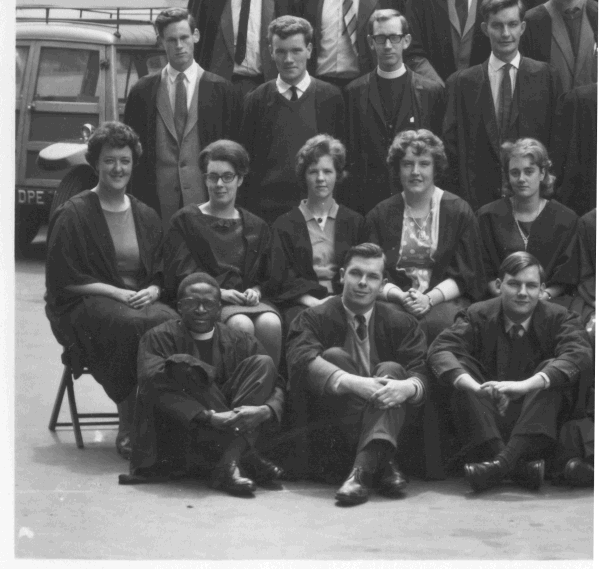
204,172,238,184
178,297,220,312
371,34,405,45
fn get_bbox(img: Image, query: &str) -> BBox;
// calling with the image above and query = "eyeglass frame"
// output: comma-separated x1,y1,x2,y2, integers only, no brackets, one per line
369,33,406,45
177,297,221,312
203,172,239,184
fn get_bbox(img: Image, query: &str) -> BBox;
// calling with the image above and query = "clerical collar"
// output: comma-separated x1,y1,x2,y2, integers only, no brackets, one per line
189,328,215,341
377,64,407,79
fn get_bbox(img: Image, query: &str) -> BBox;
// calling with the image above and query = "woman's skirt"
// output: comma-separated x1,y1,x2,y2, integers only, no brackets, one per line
220,300,280,322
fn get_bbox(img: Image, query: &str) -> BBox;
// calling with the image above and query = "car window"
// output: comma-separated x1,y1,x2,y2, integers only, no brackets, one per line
34,47,100,102
16,46,29,96
115,50,167,102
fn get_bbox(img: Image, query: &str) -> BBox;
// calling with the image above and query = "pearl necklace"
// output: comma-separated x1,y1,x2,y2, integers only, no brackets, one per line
511,198,545,250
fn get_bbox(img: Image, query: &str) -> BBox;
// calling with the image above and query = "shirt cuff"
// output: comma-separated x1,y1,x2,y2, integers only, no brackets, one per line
453,373,473,388
383,283,402,300
325,370,347,395
536,372,550,389
407,377,425,405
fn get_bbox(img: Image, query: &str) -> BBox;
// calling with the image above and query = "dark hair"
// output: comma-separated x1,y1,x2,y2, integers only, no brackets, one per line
368,9,410,36
342,243,386,269
498,251,546,283
480,0,525,22
198,139,250,177
387,129,448,181
295,134,347,185
155,8,197,37
500,138,555,198
177,272,222,301
268,15,313,46
85,121,143,168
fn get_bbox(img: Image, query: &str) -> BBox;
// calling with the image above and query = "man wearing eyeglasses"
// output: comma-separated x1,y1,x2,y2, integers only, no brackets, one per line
343,9,444,215
125,272,286,496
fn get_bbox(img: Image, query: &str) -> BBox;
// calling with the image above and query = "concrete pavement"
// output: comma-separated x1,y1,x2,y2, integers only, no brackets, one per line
14,252,594,561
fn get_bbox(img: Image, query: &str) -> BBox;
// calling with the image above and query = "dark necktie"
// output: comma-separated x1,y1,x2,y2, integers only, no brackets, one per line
455,0,468,34
174,72,188,143
509,323,525,342
355,314,367,341
498,63,512,140
234,0,252,65
289,85,298,101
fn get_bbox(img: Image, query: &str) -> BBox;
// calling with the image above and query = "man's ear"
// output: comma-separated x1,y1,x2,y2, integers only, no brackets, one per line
193,28,200,44
380,277,388,293
539,282,546,297
339,267,346,283
306,42,313,57
495,277,502,292
480,21,489,38
403,34,412,49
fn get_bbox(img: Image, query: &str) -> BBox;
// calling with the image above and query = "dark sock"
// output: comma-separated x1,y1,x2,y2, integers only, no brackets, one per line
472,438,505,462
353,440,395,472
217,436,248,467
496,435,553,471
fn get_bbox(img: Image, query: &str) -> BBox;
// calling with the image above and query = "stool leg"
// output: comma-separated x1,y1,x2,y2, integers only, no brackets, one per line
65,373,84,449
48,365,70,432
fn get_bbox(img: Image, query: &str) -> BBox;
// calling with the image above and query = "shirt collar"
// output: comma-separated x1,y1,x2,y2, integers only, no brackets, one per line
504,314,532,334
489,51,521,72
342,301,374,328
166,61,200,84
376,64,407,79
298,199,339,222
276,72,312,94
189,327,215,341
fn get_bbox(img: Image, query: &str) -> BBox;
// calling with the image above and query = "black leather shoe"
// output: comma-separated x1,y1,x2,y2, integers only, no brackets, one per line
464,460,507,492
115,433,132,461
242,453,284,484
562,458,594,488
210,461,256,496
377,460,408,497
335,467,373,505
512,459,545,491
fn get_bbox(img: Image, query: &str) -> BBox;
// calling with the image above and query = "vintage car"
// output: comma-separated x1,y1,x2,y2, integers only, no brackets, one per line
15,5,173,251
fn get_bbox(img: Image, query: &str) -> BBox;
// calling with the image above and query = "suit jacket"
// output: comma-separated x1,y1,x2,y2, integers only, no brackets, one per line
428,297,593,391
297,0,406,77
189,0,290,81
521,0,598,91
343,68,445,214
124,70,241,216
443,56,562,210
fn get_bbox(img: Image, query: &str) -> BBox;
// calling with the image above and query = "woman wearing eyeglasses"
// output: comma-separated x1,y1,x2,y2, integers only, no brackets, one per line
164,139,282,368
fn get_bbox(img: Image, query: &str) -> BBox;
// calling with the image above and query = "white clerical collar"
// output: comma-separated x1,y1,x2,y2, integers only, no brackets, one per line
189,328,215,341
489,51,521,72
376,64,407,79
166,61,201,84
276,72,312,95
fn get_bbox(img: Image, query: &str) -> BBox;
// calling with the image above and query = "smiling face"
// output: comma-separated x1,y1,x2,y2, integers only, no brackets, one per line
497,265,544,323
481,5,526,62
368,17,411,72
178,282,221,334
270,33,312,85
508,154,544,201
399,147,436,198
96,144,132,194
305,154,337,201
340,255,386,314
205,160,243,209
160,19,199,72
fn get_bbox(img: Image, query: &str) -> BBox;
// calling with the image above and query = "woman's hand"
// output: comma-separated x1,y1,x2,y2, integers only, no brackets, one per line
112,288,138,306
403,289,431,317
221,289,247,305
243,288,261,306
128,286,160,309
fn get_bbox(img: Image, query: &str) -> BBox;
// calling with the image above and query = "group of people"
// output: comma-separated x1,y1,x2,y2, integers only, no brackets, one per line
44,1,596,506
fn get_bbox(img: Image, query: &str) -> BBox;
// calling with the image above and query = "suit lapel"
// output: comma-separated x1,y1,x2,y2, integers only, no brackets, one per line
447,0,462,36
575,5,596,80
367,71,387,127
481,62,501,159
508,60,528,133
463,0,479,37
156,73,179,143
394,72,415,131
545,1,576,73
182,72,201,141
221,0,235,61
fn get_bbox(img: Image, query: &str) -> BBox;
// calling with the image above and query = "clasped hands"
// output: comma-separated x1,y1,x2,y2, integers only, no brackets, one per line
477,381,532,416
117,285,160,309
399,288,431,318
345,375,416,409
221,288,261,306
209,405,271,435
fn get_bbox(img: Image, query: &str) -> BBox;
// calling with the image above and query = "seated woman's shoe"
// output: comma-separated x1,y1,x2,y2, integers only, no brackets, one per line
241,453,284,484
210,461,256,496
115,433,132,460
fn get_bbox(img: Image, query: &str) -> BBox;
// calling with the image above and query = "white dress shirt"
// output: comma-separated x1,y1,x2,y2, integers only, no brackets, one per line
232,0,263,75
165,61,202,112
275,72,312,99
488,52,520,114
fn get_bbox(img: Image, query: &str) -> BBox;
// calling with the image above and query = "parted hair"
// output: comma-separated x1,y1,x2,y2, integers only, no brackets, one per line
387,129,448,181
368,9,410,36
268,15,313,46
198,139,251,177
155,8,197,37
480,0,526,22
177,272,222,301
85,121,143,168
500,138,556,198
343,243,386,270
295,134,347,185
498,251,546,283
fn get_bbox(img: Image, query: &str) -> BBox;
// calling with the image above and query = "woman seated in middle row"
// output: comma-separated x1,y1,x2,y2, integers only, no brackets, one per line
163,139,282,368
269,134,366,332
366,129,486,344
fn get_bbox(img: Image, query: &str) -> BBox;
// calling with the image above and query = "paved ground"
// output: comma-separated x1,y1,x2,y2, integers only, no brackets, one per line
12,248,595,562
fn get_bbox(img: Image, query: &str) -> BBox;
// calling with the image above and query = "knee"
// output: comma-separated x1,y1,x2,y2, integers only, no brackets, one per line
254,312,282,335
375,361,407,379
226,314,255,335
244,354,277,387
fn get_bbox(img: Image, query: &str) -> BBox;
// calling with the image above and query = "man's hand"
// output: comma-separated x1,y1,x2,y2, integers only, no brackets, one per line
223,405,271,434
209,410,239,431
340,375,384,401
481,380,533,400
403,289,430,317
370,378,416,409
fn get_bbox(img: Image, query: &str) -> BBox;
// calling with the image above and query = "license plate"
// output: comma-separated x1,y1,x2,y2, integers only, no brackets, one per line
16,188,53,206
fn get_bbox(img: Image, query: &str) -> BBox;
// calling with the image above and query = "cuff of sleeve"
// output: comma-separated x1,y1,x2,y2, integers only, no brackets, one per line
192,409,214,427
537,372,550,389
383,283,402,300
453,373,472,388
407,377,425,405
325,370,347,395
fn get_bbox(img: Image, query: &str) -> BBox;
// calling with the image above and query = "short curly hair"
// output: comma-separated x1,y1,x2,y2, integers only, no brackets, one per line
85,121,143,168
500,138,555,198
268,15,313,45
295,134,347,185
198,139,250,177
386,129,448,182
155,8,197,37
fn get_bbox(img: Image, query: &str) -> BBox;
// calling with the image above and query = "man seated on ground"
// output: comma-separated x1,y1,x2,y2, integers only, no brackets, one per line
286,243,430,505
428,251,593,492
123,272,285,496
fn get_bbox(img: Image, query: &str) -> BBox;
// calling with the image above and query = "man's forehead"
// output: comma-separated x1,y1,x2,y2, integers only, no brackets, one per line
347,256,384,272
183,283,219,297
272,33,308,47
503,266,541,283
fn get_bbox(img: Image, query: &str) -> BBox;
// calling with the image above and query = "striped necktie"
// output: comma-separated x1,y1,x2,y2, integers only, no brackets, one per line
343,0,358,54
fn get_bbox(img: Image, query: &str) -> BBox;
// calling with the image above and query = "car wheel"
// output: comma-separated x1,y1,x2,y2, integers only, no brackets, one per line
15,206,44,257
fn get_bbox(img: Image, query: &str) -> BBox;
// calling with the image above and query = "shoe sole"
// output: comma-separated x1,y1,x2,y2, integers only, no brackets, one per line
377,481,408,497
335,492,369,505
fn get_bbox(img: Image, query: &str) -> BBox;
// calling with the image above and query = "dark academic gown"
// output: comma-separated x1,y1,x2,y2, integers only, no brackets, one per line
343,69,445,215
163,205,272,302
126,320,285,480
124,71,241,217
286,296,446,480
443,57,562,211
